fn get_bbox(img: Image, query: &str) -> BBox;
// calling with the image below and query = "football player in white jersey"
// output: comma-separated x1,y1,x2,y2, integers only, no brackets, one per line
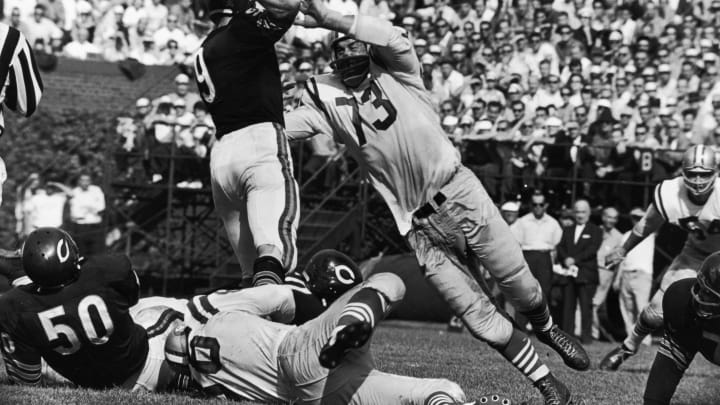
286,3,587,405
600,145,720,371
164,271,510,404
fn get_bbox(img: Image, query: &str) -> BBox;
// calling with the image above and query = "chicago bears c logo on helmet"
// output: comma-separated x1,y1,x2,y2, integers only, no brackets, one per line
333,264,356,285
57,239,70,263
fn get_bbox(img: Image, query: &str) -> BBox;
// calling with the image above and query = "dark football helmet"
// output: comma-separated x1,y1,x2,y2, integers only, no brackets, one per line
304,249,363,303
682,145,718,202
692,252,720,319
330,36,370,88
22,227,81,288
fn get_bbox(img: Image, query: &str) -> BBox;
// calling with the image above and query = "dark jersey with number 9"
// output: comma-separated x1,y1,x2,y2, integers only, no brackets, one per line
0,254,148,388
194,2,295,138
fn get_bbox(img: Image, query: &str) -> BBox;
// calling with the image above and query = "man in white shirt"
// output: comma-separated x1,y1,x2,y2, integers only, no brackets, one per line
23,4,61,48
514,192,563,299
23,182,68,230
616,207,655,345
63,26,100,60
592,206,623,340
68,174,106,255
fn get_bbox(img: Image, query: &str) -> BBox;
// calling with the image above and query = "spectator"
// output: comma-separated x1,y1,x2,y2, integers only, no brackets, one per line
15,173,42,239
144,0,169,34
158,73,202,112
556,199,602,343
169,0,197,32
4,7,27,33
591,206,623,341
68,174,106,256
64,26,100,60
513,191,563,301
22,181,71,231
152,14,185,52
24,4,61,49
615,207,655,346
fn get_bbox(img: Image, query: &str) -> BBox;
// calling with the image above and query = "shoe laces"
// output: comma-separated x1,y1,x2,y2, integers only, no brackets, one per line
550,327,578,357
536,377,562,405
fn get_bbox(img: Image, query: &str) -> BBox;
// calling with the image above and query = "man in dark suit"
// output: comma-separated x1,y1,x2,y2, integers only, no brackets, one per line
556,199,603,344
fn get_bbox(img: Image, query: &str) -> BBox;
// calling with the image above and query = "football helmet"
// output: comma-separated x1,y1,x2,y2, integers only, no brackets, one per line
330,36,370,88
164,325,191,373
304,249,363,303
22,227,81,288
208,0,235,24
692,252,720,319
682,144,718,202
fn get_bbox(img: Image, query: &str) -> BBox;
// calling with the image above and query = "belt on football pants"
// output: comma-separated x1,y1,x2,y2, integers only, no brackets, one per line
413,192,447,219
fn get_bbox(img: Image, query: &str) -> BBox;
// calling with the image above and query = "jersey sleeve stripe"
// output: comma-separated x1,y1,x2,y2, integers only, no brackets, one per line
146,308,184,338
188,296,210,324
653,183,669,221
658,334,690,371
0,26,20,91
198,295,219,316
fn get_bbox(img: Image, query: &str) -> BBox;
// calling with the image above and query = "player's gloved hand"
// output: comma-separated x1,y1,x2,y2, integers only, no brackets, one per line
296,0,329,27
605,246,627,269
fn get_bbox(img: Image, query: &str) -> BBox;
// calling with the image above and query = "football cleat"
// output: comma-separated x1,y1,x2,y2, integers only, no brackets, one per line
536,325,590,371
598,344,635,371
472,394,513,404
533,373,571,405
319,321,372,369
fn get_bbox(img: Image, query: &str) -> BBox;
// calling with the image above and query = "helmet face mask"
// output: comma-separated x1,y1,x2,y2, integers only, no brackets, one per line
682,145,718,201
22,227,81,289
692,273,720,319
331,37,370,88
164,325,191,374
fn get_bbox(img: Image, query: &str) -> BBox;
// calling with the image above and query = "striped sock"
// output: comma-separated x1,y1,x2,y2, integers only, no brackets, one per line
336,288,388,329
522,301,553,332
623,316,655,353
252,256,284,287
498,329,550,383
425,391,457,405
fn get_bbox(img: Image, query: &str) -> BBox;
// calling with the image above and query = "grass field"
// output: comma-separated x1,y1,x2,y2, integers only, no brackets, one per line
1,321,719,405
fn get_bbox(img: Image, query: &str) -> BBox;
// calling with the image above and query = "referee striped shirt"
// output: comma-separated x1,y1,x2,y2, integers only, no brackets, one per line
0,23,43,135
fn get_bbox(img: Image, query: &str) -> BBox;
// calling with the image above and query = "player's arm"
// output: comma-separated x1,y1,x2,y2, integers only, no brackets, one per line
285,84,335,141
187,284,297,324
256,0,301,20
297,2,420,82
1,332,41,385
108,255,141,306
2,28,43,118
606,202,664,268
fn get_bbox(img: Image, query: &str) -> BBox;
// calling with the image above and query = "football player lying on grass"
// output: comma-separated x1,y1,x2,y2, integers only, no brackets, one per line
643,251,720,405
163,270,512,404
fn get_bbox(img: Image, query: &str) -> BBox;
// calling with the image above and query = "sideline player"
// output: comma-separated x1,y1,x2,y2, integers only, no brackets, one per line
0,227,182,391
164,272,510,404
600,145,720,371
195,0,300,287
0,23,44,204
643,252,720,404
286,4,588,404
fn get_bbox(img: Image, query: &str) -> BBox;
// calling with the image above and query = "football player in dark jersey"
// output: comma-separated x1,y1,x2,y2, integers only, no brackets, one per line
195,0,301,289
643,251,720,404
0,227,182,390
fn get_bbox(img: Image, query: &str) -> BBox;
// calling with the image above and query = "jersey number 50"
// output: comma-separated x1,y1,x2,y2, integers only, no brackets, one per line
37,295,115,355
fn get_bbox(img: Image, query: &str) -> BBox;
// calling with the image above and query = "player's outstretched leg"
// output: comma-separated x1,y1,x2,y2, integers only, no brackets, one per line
319,286,388,368
525,301,590,371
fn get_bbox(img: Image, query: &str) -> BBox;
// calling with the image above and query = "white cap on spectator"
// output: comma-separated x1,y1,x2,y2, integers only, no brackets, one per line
667,97,678,106
624,64,637,74
630,207,646,217
590,65,603,75
486,71,499,81
546,116,563,128
158,95,172,104
77,1,92,14
442,115,459,127
686,48,701,58
701,39,713,48
645,82,658,91
421,54,435,65
597,98,612,109
113,5,124,14
508,83,522,93
451,43,465,53
474,120,493,131
414,38,427,47
323,66,334,73
298,61,313,71
173,98,186,107
402,16,416,25
609,31,622,41
460,115,474,125
641,67,656,76
500,201,519,212
659,107,671,116
658,63,671,73
620,106,634,116
578,8,593,18
175,73,190,84
428,44,442,55
279,62,291,72
704,53,718,62
136,97,150,108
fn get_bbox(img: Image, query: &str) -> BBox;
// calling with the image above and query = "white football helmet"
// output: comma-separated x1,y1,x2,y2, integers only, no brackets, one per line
682,144,718,201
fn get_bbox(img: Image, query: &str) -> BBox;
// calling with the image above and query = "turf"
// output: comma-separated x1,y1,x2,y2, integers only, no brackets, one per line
1,321,719,405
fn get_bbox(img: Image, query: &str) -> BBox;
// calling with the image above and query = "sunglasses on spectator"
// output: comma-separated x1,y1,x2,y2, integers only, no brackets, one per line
532,203,546,207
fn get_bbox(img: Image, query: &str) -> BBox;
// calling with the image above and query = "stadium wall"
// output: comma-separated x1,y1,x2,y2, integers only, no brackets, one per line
38,58,182,114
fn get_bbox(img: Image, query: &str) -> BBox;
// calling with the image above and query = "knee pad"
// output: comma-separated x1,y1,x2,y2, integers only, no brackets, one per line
462,304,513,346
365,272,406,304
640,304,664,330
